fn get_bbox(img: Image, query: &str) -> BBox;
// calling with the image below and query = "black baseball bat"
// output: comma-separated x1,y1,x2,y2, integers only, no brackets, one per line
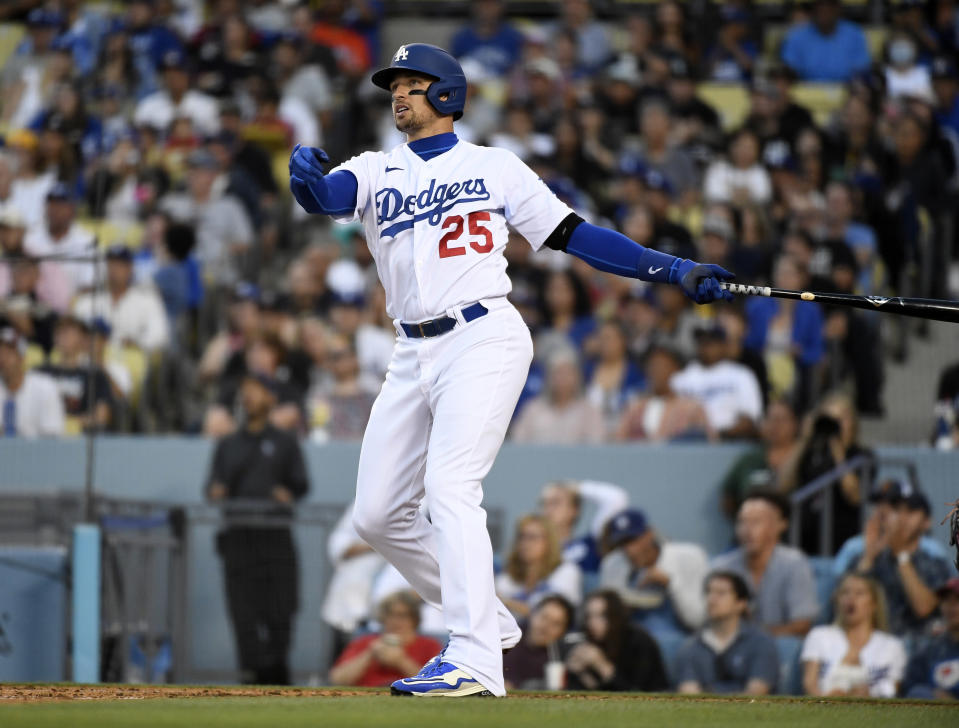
720,282,959,324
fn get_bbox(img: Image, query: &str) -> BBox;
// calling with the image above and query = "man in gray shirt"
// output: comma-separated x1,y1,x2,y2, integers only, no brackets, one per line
711,490,819,636
675,570,780,694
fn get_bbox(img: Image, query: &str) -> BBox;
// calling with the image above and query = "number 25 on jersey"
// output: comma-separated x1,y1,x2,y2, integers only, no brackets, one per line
439,211,494,259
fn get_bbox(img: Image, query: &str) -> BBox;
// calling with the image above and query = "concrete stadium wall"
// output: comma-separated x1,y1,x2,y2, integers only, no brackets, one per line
0,438,955,682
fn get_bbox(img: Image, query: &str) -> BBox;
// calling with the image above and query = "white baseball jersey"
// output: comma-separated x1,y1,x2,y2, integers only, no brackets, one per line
330,141,573,322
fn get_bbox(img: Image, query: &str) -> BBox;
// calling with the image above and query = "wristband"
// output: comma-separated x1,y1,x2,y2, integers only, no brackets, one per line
635,248,679,284
896,551,911,566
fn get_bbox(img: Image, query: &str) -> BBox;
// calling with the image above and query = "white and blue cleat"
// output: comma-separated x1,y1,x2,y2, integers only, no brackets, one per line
390,661,493,697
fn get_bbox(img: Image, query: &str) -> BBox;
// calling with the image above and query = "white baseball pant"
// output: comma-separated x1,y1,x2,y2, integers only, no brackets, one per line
352,297,532,696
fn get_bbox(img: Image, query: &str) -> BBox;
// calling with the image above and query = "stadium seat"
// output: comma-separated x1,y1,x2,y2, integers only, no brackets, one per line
0,24,25,71
695,83,751,132
79,219,145,250
790,84,846,127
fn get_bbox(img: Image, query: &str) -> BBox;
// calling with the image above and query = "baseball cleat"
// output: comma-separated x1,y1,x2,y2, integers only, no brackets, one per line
390,661,493,697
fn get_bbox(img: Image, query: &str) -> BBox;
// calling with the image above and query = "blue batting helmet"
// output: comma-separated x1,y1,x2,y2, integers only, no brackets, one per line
371,43,467,120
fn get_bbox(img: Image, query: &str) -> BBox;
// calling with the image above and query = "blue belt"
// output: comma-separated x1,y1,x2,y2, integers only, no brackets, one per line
400,302,488,339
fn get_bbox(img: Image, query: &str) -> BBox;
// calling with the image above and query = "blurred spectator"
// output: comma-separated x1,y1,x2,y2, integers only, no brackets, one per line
712,490,819,637
72,244,170,353
636,101,698,206
666,58,722,153
932,56,959,136
306,334,376,442
206,370,309,685
321,500,383,657
719,399,801,520
934,360,959,449
822,181,882,294
0,326,64,437
801,573,906,697
745,71,815,156
190,12,260,99
781,392,875,555
552,0,611,73
204,331,304,436
539,480,629,576
675,570,779,695
125,0,185,98
23,182,96,295
616,344,711,442
197,281,261,386
847,483,953,640
901,577,959,700
37,315,114,434
599,508,709,634
671,321,763,440
496,514,583,618
651,286,698,360
564,589,668,692
160,148,254,291
833,479,952,579
743,255,824,409
511,348,604,444
503,594,575,690
705,7,758,83
272,33,333,138
133,49,219,136
325,285,393,384
1,9,66,130
883,32,934,103
0,257,59,355
716,306,768,403
583,320,644,437
780,0,871,82
451,0,524,77
654,1,695,63
329,591,443,688
0,206,71,315
703,128,772,206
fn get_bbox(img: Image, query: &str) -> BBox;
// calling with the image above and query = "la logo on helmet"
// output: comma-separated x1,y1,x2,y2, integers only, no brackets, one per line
394,46,408,62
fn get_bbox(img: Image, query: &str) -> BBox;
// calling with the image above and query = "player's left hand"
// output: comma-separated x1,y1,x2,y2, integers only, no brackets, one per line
673,259,735,304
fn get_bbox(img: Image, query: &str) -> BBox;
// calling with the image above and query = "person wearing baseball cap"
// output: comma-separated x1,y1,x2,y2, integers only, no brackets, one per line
133,47,220,136
931,56,959,136
22,181,96,295
0,326,64,437
833,478,952,579
205,364,310,685
853,479,954,640
901,577,959,699
598,508,710,638
71,243,170,353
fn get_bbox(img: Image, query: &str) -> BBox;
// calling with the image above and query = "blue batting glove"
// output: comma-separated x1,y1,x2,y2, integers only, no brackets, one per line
289,143,329,181
671,259,735,304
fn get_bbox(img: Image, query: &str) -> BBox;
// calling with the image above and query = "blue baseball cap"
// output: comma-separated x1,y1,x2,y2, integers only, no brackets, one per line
606,509,650,548
231,281,261,304
106,244,133,262
243,370,280,396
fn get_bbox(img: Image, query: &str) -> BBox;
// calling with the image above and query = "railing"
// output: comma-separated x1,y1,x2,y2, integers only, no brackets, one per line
787,456,919,556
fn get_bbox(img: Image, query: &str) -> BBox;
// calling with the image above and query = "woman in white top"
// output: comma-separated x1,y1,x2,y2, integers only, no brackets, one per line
496,514,582,619
703,128,772,206
801,573,906,697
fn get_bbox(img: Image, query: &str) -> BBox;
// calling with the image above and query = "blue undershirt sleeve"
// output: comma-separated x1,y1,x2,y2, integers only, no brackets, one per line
566,221,684,284
290,169,359,216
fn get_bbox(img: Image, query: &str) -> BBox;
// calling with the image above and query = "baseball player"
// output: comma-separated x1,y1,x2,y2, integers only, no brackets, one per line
289,43,734,697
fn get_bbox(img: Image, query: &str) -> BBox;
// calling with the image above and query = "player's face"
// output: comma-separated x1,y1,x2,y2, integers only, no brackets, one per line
389,73,441,135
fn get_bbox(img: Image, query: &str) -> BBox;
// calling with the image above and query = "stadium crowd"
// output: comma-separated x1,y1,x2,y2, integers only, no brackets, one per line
0,0,956,698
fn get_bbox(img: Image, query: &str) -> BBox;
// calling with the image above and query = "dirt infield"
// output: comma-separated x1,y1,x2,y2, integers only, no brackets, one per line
1,684,950,707
0,685,378,703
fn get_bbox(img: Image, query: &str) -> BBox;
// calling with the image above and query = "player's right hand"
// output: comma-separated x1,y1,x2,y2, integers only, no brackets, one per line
289,143,329,182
